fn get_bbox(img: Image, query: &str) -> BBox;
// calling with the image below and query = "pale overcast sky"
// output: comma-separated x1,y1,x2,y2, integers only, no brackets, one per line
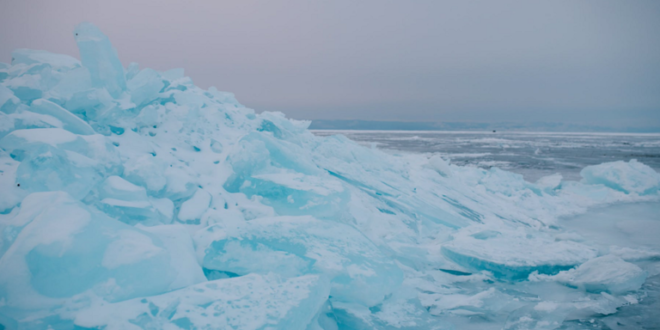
1,1,659,128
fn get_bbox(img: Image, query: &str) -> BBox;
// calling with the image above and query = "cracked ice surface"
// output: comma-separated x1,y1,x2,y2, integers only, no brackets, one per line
1,23,659,330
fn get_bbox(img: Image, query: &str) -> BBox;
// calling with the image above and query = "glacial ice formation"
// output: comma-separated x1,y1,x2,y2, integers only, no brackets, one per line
1,23,660,330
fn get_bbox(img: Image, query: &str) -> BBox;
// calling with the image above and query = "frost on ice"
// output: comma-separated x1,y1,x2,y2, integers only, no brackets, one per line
1,22,660,330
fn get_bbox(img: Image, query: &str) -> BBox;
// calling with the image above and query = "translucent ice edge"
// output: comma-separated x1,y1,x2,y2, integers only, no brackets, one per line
1,22,660,330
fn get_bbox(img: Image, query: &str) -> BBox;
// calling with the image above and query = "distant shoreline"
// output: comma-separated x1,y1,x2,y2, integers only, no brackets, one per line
310,129,660,136
308,119,660,134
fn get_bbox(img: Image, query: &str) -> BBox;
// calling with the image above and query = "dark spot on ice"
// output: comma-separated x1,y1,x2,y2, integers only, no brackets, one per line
438,268,472,276
17,183,20,187
369,304,382,313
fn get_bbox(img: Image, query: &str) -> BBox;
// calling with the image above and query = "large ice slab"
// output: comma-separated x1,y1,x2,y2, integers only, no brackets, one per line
73,274,329,330
0,85,20,113
11,49,81,72
0,128,118,199
441,229,598,280
196,216,403,307
0,192,203,325
29,99,95,135
73,22,126,98
547,255,647,294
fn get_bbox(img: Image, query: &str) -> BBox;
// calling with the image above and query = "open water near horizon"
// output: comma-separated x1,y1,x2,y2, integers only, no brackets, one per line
312,130,660,182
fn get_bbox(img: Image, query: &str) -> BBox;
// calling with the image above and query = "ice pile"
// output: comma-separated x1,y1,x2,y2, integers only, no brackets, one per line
1,23,660,330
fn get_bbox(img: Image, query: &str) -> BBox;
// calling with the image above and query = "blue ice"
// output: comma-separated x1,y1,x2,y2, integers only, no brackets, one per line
0,22,659,330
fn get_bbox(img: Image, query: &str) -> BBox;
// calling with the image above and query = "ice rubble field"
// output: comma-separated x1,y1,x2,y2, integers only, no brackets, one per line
1,23,660,330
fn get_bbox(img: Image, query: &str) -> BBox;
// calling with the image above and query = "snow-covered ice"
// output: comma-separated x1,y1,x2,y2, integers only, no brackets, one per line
1,23,659,329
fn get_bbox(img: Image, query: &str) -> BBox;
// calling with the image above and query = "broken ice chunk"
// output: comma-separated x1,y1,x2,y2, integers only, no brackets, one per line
425,154,452,177
0,153,25,213
97,176,169,225
535,173,563,192
442,231,598,280
139,224,207,289
196,216,403,307
122,154,168,193
177,188,211,223
127,68,164,106
5,74,43,102
99,175,149,201
16,144,103,199
73,274,330,330
11,49,81,71
74,22,127,98
29,99,95,135
0,192,202,323
0,128,117,199
0,84,20,113
580,159,660,195
551,255,647,294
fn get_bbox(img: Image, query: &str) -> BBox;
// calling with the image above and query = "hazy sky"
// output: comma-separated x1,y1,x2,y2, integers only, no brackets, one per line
1,1,659,127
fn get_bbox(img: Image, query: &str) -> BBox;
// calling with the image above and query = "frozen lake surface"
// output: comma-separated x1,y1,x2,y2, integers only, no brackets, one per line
312,130,660,182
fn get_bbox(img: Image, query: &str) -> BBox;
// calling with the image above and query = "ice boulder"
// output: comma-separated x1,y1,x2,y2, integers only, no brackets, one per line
0,192,203,324
580,159,660,195
72,273,330,330
195,216,403,307
442,229,598,280
551,255,647,294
